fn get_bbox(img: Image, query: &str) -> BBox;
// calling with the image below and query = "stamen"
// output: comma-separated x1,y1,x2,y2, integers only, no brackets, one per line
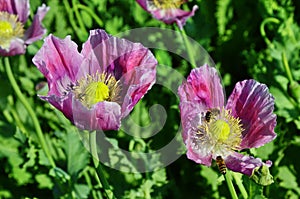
73,72,121,108
147,0,184,10
0,12,24,50
195,108,243,155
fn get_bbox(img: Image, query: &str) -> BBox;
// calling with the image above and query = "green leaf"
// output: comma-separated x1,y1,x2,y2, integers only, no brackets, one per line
277,166,300,195
74,184,90,199
64,131,90,180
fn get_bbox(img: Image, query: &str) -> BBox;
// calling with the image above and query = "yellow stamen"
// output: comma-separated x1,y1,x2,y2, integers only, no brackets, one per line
85,82,109,105
211,120,230,142
150,0,184,9
196,108,243,155
73,72,121,108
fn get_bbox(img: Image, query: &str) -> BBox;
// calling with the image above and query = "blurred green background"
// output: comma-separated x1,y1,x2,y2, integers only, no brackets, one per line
0,0,300,198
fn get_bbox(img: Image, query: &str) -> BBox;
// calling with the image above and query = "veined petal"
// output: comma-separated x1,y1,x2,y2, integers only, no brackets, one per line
136,0,197,29
151,5,198,29
24,4,49,44
225,152,272,176
119,61,156,117
186,145,213,166
40,93,74,122
32,34,84,96
82,29,157,80
226,80,277,149
180,65,225,109
81,29,111,58
0,0,30,23
72,99,122,131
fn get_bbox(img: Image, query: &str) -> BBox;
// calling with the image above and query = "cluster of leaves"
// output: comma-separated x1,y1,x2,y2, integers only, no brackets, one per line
0,0,300,198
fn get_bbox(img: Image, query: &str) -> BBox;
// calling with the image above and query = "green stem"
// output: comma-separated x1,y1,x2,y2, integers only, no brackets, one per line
89,131,116,199
72,0,88,37
77,4,103,27
224,171,238,199
63,0,84,40
177,26,197,68
232,172,248,199
260,17,280,47
281,51,294,83
4,57,56,168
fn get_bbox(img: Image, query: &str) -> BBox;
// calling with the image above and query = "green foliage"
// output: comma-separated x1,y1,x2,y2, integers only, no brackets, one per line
1,0,300,198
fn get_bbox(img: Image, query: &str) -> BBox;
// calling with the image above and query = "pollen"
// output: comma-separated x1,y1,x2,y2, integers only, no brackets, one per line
73,72,121,108
149,0,184,9
0,12,24,50
195,108,243,157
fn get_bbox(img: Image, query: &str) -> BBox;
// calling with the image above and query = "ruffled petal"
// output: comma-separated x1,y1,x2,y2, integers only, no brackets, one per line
81,29,157,80
80,29,157,118
40,94,122,131
0,0,30,23
0,38,25,56
40,93,74,122
226,80,277,149
24,4,49,44
32,34,84,96
72,98,122,131
182,110,214,166
186,143,213,166
119,62,156,117
225,152,272,176
151,5,198,29
178,84,207,141
180,65,225,109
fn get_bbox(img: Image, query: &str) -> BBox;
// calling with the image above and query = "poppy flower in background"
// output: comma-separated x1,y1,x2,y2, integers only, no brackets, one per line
136,0,198,29
178,65,277,177
32,29,157,131
0,0,49,56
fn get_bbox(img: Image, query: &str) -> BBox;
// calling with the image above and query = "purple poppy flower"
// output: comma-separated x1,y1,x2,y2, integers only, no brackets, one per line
178,65,277,176
0,0,49,56
32,29,157,131
136,0,198,29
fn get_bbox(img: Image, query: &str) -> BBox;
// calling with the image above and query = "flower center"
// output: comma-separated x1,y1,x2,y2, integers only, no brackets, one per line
211,120,230,142
85,82,109,104
73,72,121,108
149,0,184,9
194,108,243,157
0,12,24,50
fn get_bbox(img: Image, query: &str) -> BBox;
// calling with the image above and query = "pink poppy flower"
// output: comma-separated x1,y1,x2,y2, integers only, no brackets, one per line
32,29,157,131
0,0,49,56
178,65,277,176
136,0,198,29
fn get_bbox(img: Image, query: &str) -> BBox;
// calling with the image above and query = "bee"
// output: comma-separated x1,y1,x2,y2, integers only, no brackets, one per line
205,108,220,123
216,156,227,175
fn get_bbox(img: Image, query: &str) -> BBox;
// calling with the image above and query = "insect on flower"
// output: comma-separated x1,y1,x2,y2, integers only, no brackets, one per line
178,65,277,182
216,156,226,175
205,108,220,123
